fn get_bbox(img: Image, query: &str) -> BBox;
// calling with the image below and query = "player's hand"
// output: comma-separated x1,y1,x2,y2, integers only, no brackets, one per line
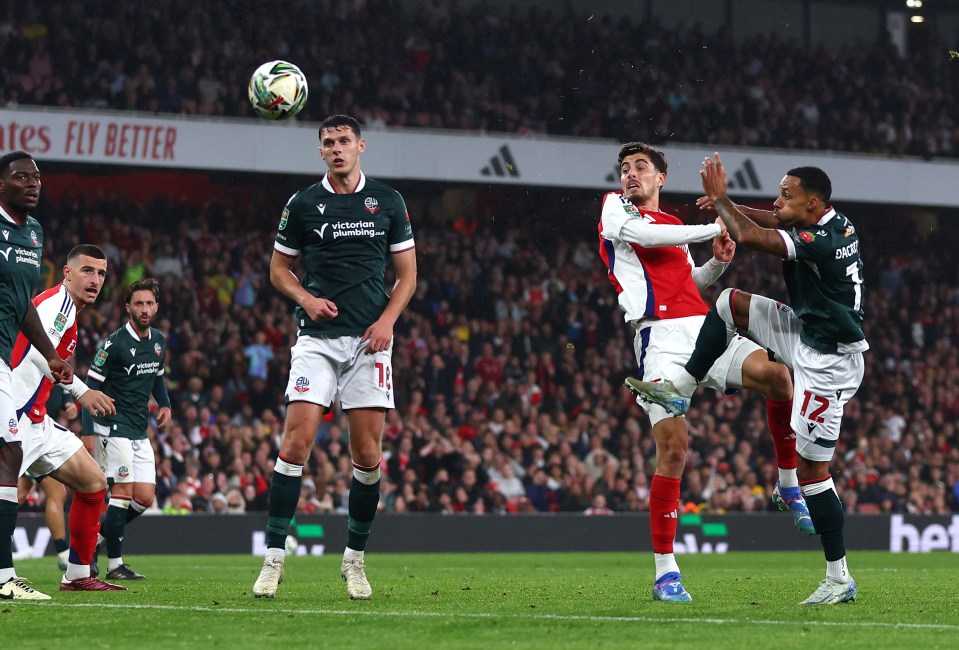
302,296,339,322
712,232,736,262
699,152,729,202
78,390,116,417
362,321,394,355
696,195,716,212
155,406,172,429
48,358,73,384
63,401,79,420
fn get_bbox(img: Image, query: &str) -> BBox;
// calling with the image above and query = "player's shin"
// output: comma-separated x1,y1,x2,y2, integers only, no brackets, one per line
66,488,106,579
101,495,130,563
265,457,303,552
766,399,798,486
681,309,734,392
801,476,849,578
346,463,381,553
649,475,681,578
0,491,17,582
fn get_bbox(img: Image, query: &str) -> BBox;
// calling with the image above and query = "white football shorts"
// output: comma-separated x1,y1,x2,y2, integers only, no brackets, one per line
0,360,20,445
746,294,864,462
634,314,762,427
286,334,395,410
19,414,83,479
93,435,157,485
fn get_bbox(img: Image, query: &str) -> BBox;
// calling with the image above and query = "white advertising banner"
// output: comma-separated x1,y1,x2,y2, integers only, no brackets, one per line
1,107,957,207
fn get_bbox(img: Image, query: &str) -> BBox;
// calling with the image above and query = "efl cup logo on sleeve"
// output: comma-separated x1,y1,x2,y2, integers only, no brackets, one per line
93,349,109,366
279,208,290,231
54,313,68,333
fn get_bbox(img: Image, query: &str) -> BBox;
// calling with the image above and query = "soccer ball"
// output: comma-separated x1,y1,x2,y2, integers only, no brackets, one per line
248,60,308,120
285,535,300,555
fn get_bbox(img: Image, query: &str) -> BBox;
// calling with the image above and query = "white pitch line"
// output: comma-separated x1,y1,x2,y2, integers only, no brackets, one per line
37,602,959,631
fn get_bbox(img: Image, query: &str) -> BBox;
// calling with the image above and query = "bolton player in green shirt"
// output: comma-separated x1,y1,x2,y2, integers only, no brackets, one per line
253,114,417,600
0,151,74,600
82,278,172,581
630,154,866,606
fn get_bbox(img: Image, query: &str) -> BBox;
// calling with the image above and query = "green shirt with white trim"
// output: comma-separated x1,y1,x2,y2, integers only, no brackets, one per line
778,208,868,354
0,209,43,364
273,171,415,337
84,322,168,440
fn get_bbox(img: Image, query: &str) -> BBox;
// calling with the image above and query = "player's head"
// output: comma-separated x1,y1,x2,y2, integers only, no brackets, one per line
0,151,40,214
318,114,365,177
618,142,667,206
63,244,108,308
773,166,832,228
124,278,160,332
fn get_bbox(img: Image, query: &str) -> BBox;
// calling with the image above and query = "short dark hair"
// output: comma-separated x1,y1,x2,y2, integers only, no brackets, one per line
125,278,160,305
786,166,832,203
67,244,107,264
318,114,361,140
0,151,34,177
618,142,667,174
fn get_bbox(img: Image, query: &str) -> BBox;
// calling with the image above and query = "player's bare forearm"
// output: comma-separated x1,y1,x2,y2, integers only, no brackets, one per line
737,205,779,229
714,197,786,256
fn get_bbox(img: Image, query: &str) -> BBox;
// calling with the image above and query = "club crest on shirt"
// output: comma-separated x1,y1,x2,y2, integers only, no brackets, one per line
294,376,310,393
30,231,39,246
799,231,815,244
7,418,17,435
93,349,109,366
363,197,380,214
844,226,856,238
154,342,163,356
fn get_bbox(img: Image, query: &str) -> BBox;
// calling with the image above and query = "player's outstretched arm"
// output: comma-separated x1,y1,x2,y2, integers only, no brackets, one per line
696,195,779,229
701,153,786,256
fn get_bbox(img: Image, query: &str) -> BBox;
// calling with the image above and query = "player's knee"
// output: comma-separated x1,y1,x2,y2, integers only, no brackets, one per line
763,363,793,401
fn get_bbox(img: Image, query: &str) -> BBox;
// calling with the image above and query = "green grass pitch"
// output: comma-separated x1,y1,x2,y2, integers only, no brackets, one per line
3,551,957,649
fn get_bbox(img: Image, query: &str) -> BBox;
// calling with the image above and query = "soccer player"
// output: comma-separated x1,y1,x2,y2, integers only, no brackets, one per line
253,114,416,600
599,142,802,603
82,278,172,581
0,151,74,600
632,153,866,605
11,244,124,591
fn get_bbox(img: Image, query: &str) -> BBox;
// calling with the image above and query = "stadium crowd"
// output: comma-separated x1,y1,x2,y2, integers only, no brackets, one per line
16,185,959,520
1,0,958,159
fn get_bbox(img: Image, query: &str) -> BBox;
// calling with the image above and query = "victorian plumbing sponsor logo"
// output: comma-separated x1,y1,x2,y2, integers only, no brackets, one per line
314,221,381,240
